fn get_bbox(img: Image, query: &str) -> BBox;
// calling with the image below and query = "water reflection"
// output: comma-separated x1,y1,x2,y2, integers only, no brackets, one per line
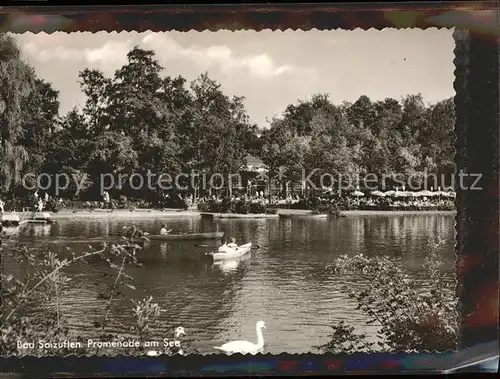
160,242,168,256
5,214,456,353
212,253,251,274
27,224,52,237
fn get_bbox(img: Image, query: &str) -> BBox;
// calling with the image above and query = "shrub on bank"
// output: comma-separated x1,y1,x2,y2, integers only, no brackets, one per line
52,199,154,211
156,195,189,210
316,240,458,353
310,203,342,216
197,199,277,214
45,198,61,213
2,198,31,211
118,195,129,209
271,197,455,213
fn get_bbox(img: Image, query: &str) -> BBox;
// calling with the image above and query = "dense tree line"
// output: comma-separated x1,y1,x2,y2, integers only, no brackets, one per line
260,93,455,194
1,34,455,202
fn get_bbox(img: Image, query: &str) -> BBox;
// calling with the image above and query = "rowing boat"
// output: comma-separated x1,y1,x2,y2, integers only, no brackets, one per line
25,219,52,224
1,214,21,227
28,212,53,224
210,243,252,260
137,231,225,242
1,212,53,227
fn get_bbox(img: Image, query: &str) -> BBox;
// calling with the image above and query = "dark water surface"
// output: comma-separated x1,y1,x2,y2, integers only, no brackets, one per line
4,214,455,354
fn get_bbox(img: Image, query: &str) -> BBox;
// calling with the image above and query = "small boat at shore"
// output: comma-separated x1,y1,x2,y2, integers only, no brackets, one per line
1,214,22,227
27,212,53,224
1,212,53,227
210,243,252,261
136,231,225,242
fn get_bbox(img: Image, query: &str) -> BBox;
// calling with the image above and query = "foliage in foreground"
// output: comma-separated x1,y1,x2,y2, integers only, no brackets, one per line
318,240,458,353
0,231,196,356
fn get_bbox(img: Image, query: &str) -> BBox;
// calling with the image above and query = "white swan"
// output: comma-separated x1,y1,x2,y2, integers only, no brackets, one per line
214,321,266,355
175,326,186,338
174,326,186,356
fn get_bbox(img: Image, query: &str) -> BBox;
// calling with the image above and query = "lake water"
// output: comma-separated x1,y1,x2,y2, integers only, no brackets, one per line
3,214,456,354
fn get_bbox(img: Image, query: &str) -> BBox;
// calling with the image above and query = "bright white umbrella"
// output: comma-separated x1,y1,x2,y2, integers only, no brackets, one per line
410,191,423,197
370,190,385,197
417,190,434,197
384,190,397,197
406,191,421,197
394,191,413,198
352,190,365,197
440,191,457,198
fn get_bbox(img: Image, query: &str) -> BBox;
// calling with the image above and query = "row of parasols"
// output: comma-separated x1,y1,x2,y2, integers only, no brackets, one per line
349,189,456,198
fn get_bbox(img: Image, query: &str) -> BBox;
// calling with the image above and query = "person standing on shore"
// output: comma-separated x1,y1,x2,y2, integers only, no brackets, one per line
0,198,4,213
37,197,44,213
32,190,39,212
102,191,110,209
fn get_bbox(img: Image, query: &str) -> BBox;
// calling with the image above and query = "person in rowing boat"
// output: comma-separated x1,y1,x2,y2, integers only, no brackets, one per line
226,237,238,249
160,224,172,235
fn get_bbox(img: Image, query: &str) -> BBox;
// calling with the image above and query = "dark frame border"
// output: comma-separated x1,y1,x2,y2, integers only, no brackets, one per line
0,2,498,376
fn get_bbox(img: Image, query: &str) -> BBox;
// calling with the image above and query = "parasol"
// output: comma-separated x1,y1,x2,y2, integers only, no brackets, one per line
417,190,434,197
438,191,456,198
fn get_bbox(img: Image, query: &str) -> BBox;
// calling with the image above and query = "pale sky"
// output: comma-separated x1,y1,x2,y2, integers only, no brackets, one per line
12,28,455,127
